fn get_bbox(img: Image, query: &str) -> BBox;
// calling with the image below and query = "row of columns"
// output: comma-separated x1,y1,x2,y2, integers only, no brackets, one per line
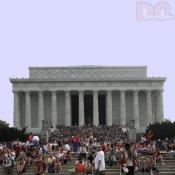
13,90,164,129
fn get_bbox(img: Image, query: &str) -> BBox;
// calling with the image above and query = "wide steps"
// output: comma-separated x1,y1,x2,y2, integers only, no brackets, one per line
0,153,174,175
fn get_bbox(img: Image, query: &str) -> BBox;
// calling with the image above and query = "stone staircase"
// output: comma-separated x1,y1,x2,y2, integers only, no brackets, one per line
0,152,175,175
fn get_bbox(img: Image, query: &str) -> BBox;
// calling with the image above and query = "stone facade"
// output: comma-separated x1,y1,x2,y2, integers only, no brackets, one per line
10,66,166,133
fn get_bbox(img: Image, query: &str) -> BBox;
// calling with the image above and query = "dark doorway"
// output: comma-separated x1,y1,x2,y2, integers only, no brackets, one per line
84,95,93,124
99,95,106,125
71,95,79,125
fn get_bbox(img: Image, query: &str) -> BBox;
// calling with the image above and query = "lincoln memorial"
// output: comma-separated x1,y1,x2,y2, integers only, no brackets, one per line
10,66,166,133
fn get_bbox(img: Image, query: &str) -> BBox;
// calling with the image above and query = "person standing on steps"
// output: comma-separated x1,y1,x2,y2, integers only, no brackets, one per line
95,145,105,175
124,143,135,175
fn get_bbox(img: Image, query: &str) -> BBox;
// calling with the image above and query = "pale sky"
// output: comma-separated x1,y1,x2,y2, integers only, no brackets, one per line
0,0,175,126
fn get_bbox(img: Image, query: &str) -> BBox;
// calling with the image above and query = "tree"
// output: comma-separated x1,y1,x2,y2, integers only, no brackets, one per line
0,120,9,128
0,120,29,142
147,120,175,140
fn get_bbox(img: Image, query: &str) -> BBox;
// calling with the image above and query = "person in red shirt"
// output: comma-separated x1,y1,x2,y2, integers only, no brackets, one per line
75,160,85,175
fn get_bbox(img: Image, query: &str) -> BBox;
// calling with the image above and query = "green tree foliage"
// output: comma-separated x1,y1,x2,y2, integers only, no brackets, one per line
147,120,175,140
0,120,29,142
0,120,9,128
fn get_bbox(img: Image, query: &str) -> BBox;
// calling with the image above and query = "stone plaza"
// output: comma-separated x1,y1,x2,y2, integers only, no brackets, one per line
10,66,166,133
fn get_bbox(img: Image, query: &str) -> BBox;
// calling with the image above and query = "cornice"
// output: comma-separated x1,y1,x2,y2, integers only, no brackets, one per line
10,77,166,83
29,66,147,69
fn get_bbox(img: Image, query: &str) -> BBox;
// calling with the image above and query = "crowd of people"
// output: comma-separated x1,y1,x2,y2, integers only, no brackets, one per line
48,125,128,144
0,125,175,175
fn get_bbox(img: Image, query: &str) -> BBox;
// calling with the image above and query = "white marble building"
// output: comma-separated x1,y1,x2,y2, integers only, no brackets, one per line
10,66,166,132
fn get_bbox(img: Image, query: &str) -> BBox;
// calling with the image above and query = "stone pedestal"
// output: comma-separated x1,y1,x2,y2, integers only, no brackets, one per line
128,128,136,142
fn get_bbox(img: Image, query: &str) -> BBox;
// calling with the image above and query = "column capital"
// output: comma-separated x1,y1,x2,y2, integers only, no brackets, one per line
133,90,139,94
65,90,71,94
133,89,138,92
13,90,19,94
65,91,71,97
25,91,31,94
120,90,126,93
155,90,164,96
51,91,57,94
146,90,152,96
158,89,164,93
106,90,112,93
146,90,152,93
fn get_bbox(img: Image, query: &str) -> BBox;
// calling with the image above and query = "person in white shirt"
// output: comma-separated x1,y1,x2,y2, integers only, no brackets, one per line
79,145,87,160
95,146,105,175
65,144,70,151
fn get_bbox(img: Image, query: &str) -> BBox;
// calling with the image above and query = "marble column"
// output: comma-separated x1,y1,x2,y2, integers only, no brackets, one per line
156,90,164,122
13,91,20,128
79,91,85,126
65,91,71,126
93,91,99,126
25,91,31,128
106,90,113,126
146,90,152,126
120,90,126,126
38,91,44,129
52,91,57,128
133,91,139,129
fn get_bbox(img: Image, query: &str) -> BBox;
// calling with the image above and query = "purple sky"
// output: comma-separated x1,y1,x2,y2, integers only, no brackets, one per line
0,0,175,126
